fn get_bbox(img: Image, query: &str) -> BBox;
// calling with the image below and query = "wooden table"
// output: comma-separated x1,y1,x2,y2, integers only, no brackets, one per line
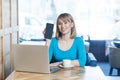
6,66,107,80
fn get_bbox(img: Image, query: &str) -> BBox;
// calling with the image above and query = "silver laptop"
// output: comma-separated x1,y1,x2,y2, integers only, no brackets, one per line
12,44,60,73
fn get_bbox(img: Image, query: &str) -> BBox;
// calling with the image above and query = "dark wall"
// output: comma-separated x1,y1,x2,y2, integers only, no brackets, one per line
89,40,107,62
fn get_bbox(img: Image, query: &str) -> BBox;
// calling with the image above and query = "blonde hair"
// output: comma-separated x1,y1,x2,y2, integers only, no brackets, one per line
56,13,77,39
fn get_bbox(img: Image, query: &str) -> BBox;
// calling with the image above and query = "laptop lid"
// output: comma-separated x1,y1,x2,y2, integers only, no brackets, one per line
13,44,51,73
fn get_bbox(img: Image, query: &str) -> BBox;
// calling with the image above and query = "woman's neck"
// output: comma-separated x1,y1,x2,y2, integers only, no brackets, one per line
58,33,74,51
61,34,71,41
61,31,71,41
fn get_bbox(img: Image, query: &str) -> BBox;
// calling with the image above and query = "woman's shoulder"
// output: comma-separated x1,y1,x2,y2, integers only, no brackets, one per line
51,37,58,43
74,36,83,41
51,37,57,40
74,36,84,46
50,37,58,46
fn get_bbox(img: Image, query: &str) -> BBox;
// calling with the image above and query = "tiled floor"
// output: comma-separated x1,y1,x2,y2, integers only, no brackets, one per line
106,76,120,80
98,62,120,80
98,62,118,76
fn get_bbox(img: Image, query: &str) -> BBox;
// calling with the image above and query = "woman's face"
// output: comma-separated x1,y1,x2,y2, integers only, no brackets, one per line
58,19,73,35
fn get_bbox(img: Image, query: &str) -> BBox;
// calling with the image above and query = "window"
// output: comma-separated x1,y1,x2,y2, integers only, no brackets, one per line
19,0,120,41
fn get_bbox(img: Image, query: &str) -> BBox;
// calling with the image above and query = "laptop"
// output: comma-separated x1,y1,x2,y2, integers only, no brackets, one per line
12,44,60,73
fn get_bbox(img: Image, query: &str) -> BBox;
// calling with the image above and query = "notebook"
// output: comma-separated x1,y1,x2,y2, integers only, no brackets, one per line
12,44,60,73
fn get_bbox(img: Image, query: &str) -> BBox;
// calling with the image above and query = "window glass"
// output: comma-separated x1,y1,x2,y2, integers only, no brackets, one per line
19,0,120,41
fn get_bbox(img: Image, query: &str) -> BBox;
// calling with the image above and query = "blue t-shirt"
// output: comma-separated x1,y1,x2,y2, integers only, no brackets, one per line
49,37,86,67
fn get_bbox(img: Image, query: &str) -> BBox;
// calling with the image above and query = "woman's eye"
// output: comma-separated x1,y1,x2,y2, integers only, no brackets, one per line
64,22,67,24
58,24,61,26
58,23,61,25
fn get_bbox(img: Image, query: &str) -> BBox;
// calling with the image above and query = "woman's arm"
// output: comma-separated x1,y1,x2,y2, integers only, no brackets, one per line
50,62,63,67
45,39,51,46
50,60,80,67
48,38,55,63
77,37,87,67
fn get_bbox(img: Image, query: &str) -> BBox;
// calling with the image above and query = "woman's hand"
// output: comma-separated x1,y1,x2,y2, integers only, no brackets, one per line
42,28,51,46
42,28,54,46
42,28,46,35
50,62,63,67
71,60,80,67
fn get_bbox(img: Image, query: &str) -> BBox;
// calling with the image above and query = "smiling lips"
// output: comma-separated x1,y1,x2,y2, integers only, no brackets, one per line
61,29,66,32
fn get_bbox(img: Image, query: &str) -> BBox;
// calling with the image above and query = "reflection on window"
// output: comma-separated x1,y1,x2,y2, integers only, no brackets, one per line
19,0,120,41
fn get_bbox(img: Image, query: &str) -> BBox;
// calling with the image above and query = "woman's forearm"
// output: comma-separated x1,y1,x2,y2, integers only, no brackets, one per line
50,60,80,67
45,39,51,46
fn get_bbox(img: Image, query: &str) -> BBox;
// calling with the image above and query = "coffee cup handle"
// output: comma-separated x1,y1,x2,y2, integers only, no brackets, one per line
58,64,64,68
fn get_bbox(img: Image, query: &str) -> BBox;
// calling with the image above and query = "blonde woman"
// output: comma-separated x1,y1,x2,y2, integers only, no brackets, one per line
46,13,86,67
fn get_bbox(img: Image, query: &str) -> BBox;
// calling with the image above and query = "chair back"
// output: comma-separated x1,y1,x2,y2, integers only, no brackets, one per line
109,47,120,68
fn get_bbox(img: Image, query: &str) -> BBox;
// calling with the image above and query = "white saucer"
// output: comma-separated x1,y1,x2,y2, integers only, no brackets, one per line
59,64,74,69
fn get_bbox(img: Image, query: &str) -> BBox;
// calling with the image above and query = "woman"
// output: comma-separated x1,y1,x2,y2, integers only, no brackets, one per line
45,13,86,67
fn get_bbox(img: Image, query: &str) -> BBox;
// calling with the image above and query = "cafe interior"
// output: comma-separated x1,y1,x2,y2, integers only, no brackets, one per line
0,0,120,80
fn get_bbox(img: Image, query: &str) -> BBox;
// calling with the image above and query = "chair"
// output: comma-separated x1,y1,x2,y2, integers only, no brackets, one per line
109,47,120,76
84,42,97,66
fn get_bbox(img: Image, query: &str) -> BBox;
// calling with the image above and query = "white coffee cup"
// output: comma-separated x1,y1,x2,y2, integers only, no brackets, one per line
63,59,72,68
